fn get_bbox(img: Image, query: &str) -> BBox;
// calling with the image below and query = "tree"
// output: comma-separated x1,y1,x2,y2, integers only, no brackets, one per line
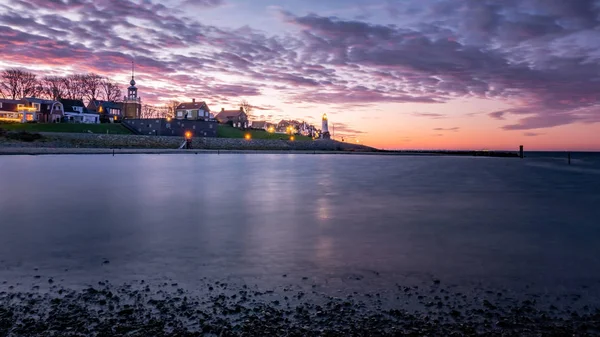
41,76,66,101
240,99,254,119
82,73,103,103
141,104,171,118
166,100,180,118
142,104,155,118
100,78,122,101
0,68,39,100
62,74,87,100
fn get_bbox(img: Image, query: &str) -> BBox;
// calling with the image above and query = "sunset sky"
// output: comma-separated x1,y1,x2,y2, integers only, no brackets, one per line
1,0,599,150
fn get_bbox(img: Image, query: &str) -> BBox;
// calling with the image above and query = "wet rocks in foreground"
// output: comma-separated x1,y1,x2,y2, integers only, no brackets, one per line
1,280,600,336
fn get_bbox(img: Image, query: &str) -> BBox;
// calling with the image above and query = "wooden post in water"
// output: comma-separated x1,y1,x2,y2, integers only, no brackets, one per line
568,152,571,165
519,145,524,159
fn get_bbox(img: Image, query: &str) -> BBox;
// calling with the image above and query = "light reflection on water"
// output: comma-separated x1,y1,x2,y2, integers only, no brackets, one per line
0,153,599,293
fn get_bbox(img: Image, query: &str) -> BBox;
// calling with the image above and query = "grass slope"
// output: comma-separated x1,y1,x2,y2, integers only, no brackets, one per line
0,123,132,135
217,125,311,141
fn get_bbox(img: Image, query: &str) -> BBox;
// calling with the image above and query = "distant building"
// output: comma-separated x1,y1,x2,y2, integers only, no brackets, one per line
0,98,63,123
250,120,276,132
87,100,123,123
60,99,99,124
276,120,303,134
0,99,21,122
175,99,212,120
321,113,331,139
216,107,248,129
122,62,141,119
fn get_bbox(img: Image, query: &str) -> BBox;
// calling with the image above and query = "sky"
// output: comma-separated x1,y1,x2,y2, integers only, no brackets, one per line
0,0,599,150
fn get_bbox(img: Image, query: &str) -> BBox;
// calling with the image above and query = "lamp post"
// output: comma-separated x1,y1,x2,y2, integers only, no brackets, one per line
185,131,192,149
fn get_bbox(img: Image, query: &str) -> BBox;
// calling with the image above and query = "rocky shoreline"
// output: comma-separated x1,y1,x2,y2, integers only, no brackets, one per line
0,131,521,157
2,277,599,336
0,132,375,152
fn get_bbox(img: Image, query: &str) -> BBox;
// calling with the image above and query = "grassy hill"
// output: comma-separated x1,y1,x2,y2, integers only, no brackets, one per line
0,123,132,134
217,125,312,141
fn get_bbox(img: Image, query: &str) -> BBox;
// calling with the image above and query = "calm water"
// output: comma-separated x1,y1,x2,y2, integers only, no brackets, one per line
1,153,600,295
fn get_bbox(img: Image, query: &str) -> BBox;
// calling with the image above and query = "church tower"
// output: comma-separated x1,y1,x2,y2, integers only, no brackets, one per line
321,113,331,139
123,61,141,119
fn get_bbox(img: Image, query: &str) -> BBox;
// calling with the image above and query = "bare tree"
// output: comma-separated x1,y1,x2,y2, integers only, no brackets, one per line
166,100,180,118
142,104,157,118
41,76,66,101
240,99,254,119
0,68,39,100
82,73,103,103
141,104,171,118
100,78,122,101
62,74,87,101
157,105,170,118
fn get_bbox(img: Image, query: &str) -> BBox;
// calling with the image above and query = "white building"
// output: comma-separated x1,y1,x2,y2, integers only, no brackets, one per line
60,99,100,124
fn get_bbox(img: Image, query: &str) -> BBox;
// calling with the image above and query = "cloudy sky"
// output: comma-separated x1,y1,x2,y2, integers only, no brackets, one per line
1,0,599,150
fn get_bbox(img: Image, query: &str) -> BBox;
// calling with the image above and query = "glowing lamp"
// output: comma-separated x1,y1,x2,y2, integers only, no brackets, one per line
290,136,295,141
185,131,192,139
245,133,251,140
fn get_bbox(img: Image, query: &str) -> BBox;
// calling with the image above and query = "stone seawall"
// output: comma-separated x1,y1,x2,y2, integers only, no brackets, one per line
0,132,375,151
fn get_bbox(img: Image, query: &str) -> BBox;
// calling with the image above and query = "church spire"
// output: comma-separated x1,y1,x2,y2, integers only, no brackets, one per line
130,60,136,86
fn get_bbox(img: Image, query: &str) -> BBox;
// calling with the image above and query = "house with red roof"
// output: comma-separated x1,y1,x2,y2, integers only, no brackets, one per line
175,99,212,121
215,107,248,129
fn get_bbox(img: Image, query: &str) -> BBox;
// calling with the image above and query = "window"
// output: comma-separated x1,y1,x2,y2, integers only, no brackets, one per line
177,111,183,117
33,103,41,111
0,102,2,108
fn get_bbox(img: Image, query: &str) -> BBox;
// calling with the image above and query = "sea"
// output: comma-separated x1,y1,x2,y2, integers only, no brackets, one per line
1,152,599,305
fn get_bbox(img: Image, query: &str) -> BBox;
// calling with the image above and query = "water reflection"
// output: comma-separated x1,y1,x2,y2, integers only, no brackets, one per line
0,154,599,291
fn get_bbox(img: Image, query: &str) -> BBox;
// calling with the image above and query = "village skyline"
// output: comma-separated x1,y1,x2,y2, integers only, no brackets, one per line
0,67,325,134
1,0,599,150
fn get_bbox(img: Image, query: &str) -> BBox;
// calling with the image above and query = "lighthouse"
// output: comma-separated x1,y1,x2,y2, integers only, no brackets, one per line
321,113,331,139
